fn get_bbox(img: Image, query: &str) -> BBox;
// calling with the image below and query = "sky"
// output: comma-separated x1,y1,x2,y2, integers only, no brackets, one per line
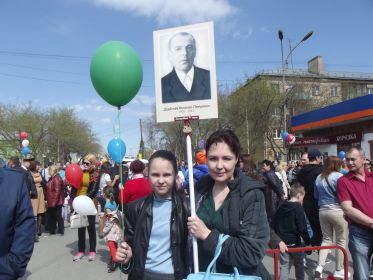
1,0,373,157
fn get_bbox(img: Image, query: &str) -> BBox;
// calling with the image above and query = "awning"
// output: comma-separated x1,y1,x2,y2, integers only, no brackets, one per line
291,94,373,132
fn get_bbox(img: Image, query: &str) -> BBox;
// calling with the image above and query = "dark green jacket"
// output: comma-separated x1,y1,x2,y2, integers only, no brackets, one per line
195,168,271,279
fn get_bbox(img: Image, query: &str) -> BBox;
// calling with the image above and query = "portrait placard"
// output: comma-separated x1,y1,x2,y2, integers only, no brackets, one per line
153,22,218,123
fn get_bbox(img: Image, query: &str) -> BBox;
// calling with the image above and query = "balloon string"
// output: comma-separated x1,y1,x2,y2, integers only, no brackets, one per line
117,108,125,279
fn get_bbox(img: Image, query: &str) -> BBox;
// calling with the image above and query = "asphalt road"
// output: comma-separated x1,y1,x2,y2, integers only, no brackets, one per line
20,224,127,280
21,223,353,280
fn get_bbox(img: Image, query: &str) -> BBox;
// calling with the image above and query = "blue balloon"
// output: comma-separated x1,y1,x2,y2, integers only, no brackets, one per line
338,151,346,160
22,146,30,155
107,138,126,163
282,131,288,141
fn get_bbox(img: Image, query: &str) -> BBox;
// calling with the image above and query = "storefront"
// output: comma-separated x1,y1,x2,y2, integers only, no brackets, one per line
290,94,373,160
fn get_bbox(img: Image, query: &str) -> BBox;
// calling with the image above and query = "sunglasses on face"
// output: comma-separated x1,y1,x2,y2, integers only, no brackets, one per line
83,161,91,166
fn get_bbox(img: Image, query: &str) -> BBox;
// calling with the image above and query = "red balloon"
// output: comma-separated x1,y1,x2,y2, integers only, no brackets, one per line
20,131,28,140
65,163,83,189
286,134,295,143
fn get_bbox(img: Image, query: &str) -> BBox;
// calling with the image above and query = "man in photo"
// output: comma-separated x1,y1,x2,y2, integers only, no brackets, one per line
162,32,211,103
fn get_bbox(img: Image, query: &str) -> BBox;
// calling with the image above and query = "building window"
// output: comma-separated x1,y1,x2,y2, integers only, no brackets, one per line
331,86,338,97
368,86,373,95
273,129,281,140
272,107,281,117
357,84,365,96
271,83,280,92
311,85,320,96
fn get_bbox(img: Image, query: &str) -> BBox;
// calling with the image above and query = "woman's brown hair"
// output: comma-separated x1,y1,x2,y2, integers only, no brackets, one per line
320,156,342,179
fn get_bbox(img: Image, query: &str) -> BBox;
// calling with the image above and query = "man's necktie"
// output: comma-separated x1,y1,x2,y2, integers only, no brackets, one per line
183,75,192,92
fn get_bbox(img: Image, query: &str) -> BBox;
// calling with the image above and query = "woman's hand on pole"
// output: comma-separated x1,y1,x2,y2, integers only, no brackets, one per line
116,241,133,264
187,216,211,240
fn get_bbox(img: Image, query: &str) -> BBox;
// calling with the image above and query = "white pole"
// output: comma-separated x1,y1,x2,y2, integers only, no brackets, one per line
186,134,199,273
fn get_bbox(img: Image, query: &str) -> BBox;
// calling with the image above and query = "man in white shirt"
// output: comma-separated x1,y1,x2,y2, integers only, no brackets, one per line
161,32,211,103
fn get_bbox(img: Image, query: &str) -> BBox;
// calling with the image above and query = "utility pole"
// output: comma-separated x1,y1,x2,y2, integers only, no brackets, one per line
245,106,250,154
139,119,145,159
57,138,60,162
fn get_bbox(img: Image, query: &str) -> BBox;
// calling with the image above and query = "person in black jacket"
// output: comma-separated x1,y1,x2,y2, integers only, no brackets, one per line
272,183,310,280
297,149,323,246
187,129,270,279
116,150,190,280
71,154,101,261
0,167,35,279
261,159,284,222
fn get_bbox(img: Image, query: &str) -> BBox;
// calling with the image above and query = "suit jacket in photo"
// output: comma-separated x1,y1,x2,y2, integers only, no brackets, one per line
161,66,211,103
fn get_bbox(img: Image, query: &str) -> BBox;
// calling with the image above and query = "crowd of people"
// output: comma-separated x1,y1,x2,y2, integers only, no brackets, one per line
1,128,373,280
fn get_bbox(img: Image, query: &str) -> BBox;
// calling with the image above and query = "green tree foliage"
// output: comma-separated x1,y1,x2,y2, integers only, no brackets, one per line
0,104,101,162
230,79,285,161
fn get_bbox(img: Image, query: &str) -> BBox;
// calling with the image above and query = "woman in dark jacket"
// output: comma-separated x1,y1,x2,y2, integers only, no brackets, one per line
116,150,190,280
188,129,270,279
261,159,284,222
46,165,65,235
72,154,101,261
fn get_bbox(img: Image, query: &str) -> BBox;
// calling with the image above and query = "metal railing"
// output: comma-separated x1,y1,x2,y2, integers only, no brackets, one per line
265,245,349,280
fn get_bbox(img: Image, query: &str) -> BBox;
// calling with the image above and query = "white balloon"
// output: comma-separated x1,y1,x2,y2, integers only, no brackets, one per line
72,195,97,215
22,139,29,147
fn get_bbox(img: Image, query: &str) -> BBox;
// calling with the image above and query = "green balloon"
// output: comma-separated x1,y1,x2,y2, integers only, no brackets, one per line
90,41,143,108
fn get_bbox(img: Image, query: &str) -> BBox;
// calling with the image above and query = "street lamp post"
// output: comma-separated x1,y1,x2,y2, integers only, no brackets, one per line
277,29,313,158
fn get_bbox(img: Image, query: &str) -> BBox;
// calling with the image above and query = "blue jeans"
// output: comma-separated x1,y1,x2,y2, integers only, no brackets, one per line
348,224,373,280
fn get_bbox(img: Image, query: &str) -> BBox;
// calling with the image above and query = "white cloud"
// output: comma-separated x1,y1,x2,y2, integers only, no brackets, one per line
93,0,237,24
220,20,253,40
71,102,116,113
132,94,155,105
102,117,112,124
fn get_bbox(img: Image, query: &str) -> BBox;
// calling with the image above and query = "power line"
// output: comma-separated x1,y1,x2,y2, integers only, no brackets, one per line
1,50,373,68
0,62,86,75
0,72,89,85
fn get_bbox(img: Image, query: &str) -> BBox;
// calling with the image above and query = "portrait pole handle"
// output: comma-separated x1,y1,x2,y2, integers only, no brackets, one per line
185,128,199,273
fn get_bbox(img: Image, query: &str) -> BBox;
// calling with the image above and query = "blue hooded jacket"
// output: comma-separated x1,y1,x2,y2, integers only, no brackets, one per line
0,168,35,279
183,164,209,189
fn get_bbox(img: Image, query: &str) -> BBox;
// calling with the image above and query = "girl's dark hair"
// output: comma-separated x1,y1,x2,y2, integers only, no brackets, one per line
240,154,261,180
149,150,178,174
321,156,342,179
262,159,275,171
205,129,241,158
29,161,37,172
104,187,114,202
100,162,111,173
130,160,145,174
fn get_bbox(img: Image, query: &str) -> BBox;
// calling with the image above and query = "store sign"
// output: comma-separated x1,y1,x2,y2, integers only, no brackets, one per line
292,132,362,147
334,132,362,144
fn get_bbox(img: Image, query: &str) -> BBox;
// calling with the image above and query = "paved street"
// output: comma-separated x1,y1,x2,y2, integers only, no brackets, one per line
21,224,127,280
22,223,353,280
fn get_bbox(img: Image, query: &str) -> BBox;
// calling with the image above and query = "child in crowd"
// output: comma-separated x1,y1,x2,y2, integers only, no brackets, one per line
62,185,71,223
103,188,122,273
272,183,310,280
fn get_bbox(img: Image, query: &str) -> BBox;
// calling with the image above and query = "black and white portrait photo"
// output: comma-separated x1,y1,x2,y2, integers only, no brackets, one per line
161,32,211,103
154,22,218,123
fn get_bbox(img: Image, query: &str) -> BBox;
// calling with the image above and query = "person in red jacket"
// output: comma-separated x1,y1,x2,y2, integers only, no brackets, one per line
46,165,65,235
118,160,152,207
